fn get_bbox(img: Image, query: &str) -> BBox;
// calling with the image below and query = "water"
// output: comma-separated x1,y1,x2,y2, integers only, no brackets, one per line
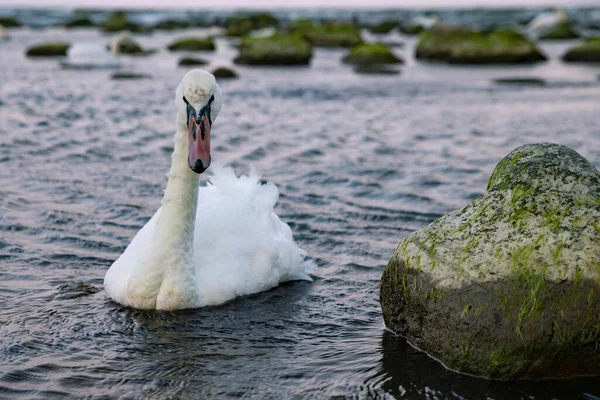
1,24,600,399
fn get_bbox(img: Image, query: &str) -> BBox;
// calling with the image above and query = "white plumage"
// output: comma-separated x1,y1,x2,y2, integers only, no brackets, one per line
526,10,567,39
104,70,315,310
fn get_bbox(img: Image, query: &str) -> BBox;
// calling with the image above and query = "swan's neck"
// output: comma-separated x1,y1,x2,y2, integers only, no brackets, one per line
126,127,201,309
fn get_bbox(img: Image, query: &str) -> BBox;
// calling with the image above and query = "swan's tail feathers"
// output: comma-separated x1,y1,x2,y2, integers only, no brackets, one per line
287,258,317,282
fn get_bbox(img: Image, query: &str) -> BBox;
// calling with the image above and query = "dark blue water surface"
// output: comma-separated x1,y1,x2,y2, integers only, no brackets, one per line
1,17,600,399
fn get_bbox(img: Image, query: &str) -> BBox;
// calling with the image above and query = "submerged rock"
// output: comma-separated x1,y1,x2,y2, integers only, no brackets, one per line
212,67,238,79
416,27,547,64
343,43,403,65
0,17,21,28
354,65,400,75
563,38,600,63
493,77,546,86
65,16,95,28
26,42,70,57
234,34,312,66
178,57,208,66
167,37,215,51
55,281,101,300
111,72,152,80
292,20,362,48
539,21,580,40
381,143,600,379
153,19,191,30
111,32,153,55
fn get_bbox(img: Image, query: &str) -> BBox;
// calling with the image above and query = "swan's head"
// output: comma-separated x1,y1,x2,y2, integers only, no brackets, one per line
176,69,223,174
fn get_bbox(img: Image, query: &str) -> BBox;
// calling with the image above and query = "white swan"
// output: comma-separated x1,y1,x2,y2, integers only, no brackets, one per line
526,9,567,39
104,69,315,310
61,43,120,69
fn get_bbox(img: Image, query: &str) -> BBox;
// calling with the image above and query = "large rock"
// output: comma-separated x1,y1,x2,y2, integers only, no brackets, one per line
380,143,600,379
563,38,600,63
416,27,547,64
234,34,312,66
539,21,580,40
342,43,403,65
292,20,362,48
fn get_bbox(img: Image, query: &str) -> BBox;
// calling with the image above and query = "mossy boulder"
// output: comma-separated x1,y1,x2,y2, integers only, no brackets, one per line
224,13,278,37
178,57,208,66
212,67,238,79
102,12,148,33
26,42,70,57
368,20,398,34
343,43,403,65
416,27,547,64
154,19,190,30
65,16,95,28
539,21,580,40
111,33,152,55
399,24,425,35
292,21,362,48
381,143,600,379
167,37,215,51
563,38,600,62
234,34,312,66
0,17,21,28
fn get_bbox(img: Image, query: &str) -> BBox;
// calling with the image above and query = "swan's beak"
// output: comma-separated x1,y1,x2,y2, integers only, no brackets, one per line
188,113,211,174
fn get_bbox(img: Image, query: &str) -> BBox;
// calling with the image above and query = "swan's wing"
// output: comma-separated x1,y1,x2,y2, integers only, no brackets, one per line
103,208,161,302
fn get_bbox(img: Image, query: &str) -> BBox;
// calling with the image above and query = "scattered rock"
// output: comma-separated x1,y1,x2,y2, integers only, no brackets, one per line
416,27,547,64
0,17,21,28
153,19,190,30
111,32,153,55
234,34,312,66
354,65,400,75
26,42,70,57
167,37,215,51
381,143,600,379
212,67,238,79
368,21,398,34
111,72,152,80
343,43,403,65
493,77,546,86
292,20,363,48
399,24,425,35
102,11,148,33
539,21,580,40
562,37,600,62
223,13,279,37
65,16,95,28
178,57,208,66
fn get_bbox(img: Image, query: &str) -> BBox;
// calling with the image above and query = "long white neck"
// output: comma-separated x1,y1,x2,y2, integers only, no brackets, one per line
126,125,201,310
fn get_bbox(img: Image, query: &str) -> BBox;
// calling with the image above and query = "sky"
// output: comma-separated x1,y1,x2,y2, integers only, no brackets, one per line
3,0,599,9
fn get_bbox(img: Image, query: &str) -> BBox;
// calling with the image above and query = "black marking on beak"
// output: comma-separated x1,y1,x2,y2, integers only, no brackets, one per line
183,94,215,142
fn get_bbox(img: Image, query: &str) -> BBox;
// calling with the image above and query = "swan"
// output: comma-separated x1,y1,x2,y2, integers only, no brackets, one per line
526,9,567,39
61,42,120,69
104,69,315,310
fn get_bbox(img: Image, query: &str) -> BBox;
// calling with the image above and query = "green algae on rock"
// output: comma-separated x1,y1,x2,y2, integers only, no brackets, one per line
380,143,600,379
65,16,95,28
539,21,580,40
416,27,547,64
212,67,238,79
111,33,153,55
400,24,425,35
234,34,312,66
563,38,600,62
26,42,70,57
292,21,363,48
368,21,398,34
343,43,403,65
102,12,148,33
224,13,279,37
167,37,215,52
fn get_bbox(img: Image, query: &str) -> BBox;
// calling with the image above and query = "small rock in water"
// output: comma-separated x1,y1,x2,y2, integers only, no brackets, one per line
494,77,546,86
212,67,238,79
178,57,209,66
354,65,400,75
55,281,101,300
111,72,152,80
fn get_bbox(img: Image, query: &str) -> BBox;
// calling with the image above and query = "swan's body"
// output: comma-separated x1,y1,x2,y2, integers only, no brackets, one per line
61,43,120,69
526,10,567,38
104,70,315,310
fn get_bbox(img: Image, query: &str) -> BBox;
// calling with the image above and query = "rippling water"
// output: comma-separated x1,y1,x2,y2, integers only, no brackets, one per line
1,27,600,399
